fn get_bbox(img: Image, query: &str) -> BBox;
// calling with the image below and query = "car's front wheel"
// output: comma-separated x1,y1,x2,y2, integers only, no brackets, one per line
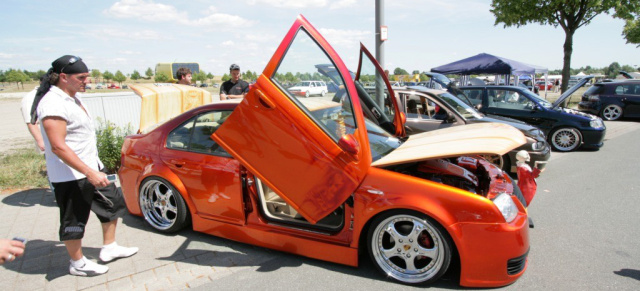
139,177,189,233
321,90,326,97
305,91,310,97
601,104,623,121
368,211,452,285
549,127,582,152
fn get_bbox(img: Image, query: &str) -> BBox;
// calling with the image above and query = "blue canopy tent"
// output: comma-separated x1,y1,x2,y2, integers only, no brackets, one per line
431,53,549,97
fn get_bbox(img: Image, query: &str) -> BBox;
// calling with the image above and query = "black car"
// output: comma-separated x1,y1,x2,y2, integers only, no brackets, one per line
460,76,606,152
397,86,550,173
577,79,640,121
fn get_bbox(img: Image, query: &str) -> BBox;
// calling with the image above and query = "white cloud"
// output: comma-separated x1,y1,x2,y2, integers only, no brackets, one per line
245,0,327,9
0,53,15,59
329,0,357,10
105,1,253,27
119,50,142,55
101,28,164,40
222,40,235,46
318,28,371,48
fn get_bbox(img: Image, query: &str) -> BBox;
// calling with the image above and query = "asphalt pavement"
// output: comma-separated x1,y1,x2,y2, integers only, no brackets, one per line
1,95,640,290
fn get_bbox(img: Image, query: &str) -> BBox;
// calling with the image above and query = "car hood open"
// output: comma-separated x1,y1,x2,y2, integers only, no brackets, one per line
371,123,526,167
552,76,594,109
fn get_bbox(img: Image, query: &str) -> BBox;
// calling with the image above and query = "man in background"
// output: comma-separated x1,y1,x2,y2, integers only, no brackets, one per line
176,67,192,85
220,64,249,100
21,88,45,152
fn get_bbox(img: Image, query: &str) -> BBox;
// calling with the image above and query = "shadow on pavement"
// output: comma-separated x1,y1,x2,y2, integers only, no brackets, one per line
1,188,56,208
614,268,640,281
1,238,102,281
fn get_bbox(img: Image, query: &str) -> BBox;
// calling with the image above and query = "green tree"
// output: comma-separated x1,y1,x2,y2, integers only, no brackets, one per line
412,70,420,75
91,69,102,84
130,70,141,81
114,70,127,86
154,72,169,82
103,70,114,83
623,17,640,47
194,70,207,83
145,67,154,79
394,67,409,75
491,0,640,92
5,69,29,89
221,73,230,82
604,62,621,78
206,72,214,82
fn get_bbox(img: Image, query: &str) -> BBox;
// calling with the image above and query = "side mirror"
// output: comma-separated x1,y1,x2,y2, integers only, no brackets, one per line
445,112,456,123
338,134,359,156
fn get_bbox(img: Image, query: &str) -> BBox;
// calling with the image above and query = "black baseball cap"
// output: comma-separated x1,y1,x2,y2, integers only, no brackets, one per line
229,64,240,71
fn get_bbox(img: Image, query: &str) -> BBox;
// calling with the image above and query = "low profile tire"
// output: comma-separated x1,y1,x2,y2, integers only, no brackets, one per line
549,127,582,152
139,177,189,233
478,154,505,172
368,211,452,285
601,104,623,121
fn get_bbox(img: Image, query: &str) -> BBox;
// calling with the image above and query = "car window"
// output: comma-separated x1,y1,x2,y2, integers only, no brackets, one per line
403,94,435,120
166,110,231,156
272,29,356,142
615,84,640,95
486,89,536,111
462,89,482,106
438,92,482,119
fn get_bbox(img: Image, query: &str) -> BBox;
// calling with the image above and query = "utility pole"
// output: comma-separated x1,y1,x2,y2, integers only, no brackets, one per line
375,0,385,107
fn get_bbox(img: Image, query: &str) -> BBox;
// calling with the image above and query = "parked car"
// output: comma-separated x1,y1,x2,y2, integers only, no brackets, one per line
119,16,530,287
199,83,209,87
460,76,606,152
397,86,550,173
108,83,120,89
535,81,553,91
286,80,328,97
85,84,92,90
95,83,104,89
578,79,640,121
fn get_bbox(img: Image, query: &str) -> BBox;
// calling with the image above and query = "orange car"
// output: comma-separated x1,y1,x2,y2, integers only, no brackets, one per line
119,15,529,287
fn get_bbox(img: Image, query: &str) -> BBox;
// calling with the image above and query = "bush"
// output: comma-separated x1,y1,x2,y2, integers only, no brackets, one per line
96,119,132,174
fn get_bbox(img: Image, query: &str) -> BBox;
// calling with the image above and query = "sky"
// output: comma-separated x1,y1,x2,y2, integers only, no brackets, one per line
1,0,638,76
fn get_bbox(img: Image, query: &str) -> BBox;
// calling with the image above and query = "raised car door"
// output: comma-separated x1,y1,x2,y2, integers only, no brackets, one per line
355,44,406,137
211,15,372,224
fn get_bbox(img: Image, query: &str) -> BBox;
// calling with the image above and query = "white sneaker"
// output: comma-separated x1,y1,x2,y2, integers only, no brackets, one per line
69,258,109,277
99,244,139,263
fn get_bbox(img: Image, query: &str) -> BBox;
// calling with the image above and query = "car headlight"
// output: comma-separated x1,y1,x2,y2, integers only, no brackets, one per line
492,192,518,223
590,118,603,128
531,141,546,151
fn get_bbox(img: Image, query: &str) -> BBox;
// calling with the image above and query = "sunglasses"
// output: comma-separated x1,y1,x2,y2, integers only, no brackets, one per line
60,56,82,74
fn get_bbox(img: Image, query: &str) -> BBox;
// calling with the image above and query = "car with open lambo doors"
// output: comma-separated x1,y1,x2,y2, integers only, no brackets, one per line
119,15,530,287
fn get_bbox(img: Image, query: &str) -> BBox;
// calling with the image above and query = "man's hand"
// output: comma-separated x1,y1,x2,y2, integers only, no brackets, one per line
85,169,109,188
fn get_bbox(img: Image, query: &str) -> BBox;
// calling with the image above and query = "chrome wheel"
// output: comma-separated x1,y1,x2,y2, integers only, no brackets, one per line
601,104,622,121
139,178,188,232
550,127,582,152
368,213,451,284
305,91,310,97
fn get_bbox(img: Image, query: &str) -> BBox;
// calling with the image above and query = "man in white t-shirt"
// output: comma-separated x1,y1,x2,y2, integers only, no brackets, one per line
33,55,138,277
20,88,44,152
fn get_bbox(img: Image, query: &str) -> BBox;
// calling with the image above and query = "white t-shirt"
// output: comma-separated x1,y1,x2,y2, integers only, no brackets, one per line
37,86,104,183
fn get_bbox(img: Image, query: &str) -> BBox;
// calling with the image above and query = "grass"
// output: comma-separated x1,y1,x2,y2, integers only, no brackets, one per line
0,148,49,191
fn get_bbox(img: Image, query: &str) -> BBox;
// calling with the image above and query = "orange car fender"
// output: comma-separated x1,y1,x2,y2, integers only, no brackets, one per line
135,162,196,217
351,167,504,249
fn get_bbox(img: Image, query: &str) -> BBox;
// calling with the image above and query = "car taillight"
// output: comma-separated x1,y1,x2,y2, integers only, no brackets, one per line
588,95,599,102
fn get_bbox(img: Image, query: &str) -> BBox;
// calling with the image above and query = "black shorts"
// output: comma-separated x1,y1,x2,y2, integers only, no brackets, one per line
53,173,126,241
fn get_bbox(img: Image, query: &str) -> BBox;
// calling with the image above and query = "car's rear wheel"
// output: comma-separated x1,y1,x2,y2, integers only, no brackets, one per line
321,90,326,97
549,127,582,152
601,104,622,121
478,154,506,172
368,211,452,285
139,177,189,233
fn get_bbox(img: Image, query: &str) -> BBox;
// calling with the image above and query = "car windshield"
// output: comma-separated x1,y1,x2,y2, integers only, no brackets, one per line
437,92,483,120
364,118,402,161
521,89,552,108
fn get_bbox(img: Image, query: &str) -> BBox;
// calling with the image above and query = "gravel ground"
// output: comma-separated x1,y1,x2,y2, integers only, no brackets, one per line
0,94,36,154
